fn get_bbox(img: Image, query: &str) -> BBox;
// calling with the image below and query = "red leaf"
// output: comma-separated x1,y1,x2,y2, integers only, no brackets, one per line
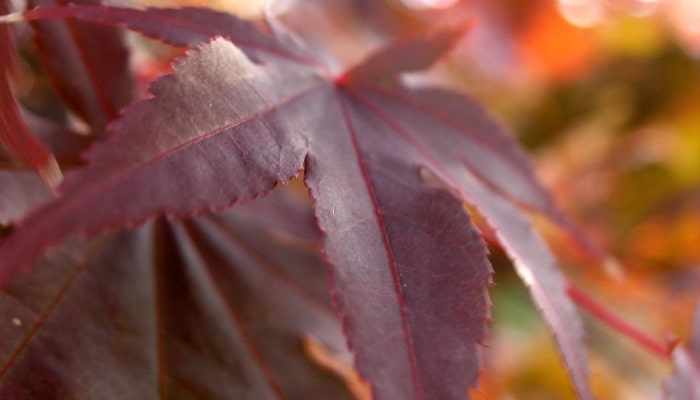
455,171,592,400
665,305,700,400
0,172,51,226
22,5,314,64
0,1,62,188
0,6,593,398
305,145,492,398
340,24,469,84
0,191,353,399
0,84,63,189
0,108,89,225
339,76,591,400
28,0,135,135
342,84,564,221
0,37,318,280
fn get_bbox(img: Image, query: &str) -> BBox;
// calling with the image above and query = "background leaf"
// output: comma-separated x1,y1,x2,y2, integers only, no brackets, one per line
0,107,89,225
0,0,62,188
0,190,353,399
28,0,135,136
0,37,319,282
22,4,314,63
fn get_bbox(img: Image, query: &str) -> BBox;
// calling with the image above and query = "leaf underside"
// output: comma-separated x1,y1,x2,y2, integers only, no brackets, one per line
0,1,62,188
28,0,135,135
0,108,90,225
0,5,593,399
0,191,353,399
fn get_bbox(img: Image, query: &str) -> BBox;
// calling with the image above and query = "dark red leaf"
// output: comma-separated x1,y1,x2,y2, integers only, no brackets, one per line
22,4,315,64
338,83,591,399
0,6,593,399
0,173,50,226
342,85,565,221
0,38,318,281
340,24,469,84
28,0,134,135
0,191,353,399
0,108,89,225
0,1,62,188
305,126,492,398
18,108,91,164
665,305,700,400
0,83,63,188
0,1,15,73
454,170,592,400
13,4,519,212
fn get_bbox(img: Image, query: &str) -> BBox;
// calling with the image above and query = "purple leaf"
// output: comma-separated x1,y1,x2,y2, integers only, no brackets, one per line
0,106,89,226
28,0,135,135
452,170,592,400
0,107,90,225
338,83,592,399
0,172,51,225
0,7,594,398
341,24,469,84
342,85,565,220
0,190,353,399
0,37,318,282
23,4,315,64
0,1,62,188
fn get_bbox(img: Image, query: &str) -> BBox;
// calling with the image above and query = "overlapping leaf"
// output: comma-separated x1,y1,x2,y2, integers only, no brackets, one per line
0,5,592,399
0,108,89,225
0,191,353,399
0,0,62,188
21,5,314,63
28,0,134,135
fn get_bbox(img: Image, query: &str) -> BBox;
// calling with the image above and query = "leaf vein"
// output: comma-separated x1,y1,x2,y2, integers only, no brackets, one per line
335,90,424,399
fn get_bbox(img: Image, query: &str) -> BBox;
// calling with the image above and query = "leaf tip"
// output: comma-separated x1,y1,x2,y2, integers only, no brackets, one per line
38,156,64,191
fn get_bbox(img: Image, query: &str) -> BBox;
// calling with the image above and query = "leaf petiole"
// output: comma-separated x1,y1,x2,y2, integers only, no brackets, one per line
567,283,671,359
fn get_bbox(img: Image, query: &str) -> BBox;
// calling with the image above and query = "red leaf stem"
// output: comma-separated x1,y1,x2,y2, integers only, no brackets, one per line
567,283,670,359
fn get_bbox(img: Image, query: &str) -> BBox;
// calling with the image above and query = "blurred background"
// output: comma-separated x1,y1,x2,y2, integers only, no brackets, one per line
13,0,700,398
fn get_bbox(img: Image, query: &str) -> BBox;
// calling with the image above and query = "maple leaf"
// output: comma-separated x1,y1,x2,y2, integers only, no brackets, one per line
27,0,135,136
0,108,88,225
0,0,62,188
0,191,355,399
665,304,700,399
0,5,593,399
